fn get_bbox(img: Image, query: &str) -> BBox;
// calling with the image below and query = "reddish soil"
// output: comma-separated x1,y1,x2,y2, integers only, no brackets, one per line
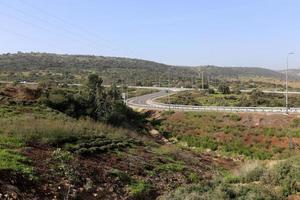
0,143,237,200
0,86,41,102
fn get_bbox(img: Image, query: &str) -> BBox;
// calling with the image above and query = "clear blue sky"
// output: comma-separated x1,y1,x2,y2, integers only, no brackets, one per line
0,0,299,69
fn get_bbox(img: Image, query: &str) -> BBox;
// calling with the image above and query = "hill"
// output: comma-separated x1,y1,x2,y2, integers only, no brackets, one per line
279,68,300,78
0,52,296,87
0,52,173,71
0,52,193,86
198,65,288,80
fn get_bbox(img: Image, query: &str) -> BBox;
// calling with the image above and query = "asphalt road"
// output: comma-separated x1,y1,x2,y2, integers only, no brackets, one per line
127,90,300,114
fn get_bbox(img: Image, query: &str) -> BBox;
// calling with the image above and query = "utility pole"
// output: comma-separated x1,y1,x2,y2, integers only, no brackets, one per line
201,71,204,90
191,68,202,90
286,52,294,114
168,68,171,111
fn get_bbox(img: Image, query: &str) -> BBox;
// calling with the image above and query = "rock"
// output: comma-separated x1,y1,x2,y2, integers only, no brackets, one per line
149,129,160,136
83,178,93,191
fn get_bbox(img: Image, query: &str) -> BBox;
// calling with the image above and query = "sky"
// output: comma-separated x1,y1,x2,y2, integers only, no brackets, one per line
0,0,299,70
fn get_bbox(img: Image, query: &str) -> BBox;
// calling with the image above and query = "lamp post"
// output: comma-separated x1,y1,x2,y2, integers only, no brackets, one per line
192,68,204,89
168,67,171,111
286,52,294,114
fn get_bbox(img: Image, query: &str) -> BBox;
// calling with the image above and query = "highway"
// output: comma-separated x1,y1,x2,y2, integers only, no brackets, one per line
2,80,300,113
127,90,300,114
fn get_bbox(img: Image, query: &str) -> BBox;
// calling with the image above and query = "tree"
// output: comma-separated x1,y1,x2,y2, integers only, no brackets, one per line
86,74,107,120
218,84,230,94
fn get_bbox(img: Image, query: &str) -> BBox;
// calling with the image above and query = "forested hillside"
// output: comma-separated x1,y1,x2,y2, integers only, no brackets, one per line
198,65,288,80
0,52,294,87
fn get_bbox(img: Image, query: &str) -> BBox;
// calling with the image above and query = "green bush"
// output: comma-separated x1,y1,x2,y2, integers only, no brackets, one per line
241,166,264,183
108,168,131,183
156,161,186,172
228,114,241,122
218,84,230,94
178,135,218,151
128,180,154,200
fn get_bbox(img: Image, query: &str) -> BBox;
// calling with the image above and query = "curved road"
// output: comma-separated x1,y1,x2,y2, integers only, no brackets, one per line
127,90,300,114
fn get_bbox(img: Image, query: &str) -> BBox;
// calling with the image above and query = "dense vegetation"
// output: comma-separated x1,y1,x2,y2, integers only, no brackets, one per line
0,52,296,89
159,89,300,107
160,156,300,199
1,80,300,199
200,65,289,80
0,52,195,87
155,111,300,199
0,103,233,199
1,52,300,199
41,74,146,127
157,111,300,160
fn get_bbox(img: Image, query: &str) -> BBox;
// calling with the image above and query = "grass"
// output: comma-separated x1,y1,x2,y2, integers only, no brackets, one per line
156,161,186,173
0,149,33,175
108,168,131,183
158,111,300,160
178,135,218,151
161,155,300,200
158,90,300,107
128,180,153,199
0,133,34,177
127,88,159,98
0,104,142,178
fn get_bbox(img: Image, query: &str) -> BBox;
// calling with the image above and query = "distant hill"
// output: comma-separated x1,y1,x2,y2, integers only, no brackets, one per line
198,65,289,80
0,52,192,86
0,52,296,86
0,52,173,71
279,69,300,79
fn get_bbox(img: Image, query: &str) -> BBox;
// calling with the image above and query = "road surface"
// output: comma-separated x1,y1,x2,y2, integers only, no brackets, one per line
127,90,300,114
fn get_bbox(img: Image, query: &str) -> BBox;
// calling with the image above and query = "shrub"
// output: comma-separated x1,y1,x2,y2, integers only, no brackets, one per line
156,162,186,172
188,172,200,183
128,180,154,200
241,166,264,183
218,84,230,94
228,114,242,122
178,135,218,151
108,168,131,183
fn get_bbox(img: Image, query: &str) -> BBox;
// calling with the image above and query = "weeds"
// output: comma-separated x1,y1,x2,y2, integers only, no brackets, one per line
128,180,154,200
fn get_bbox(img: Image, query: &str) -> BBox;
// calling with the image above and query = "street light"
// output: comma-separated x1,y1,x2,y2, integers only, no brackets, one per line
191,68,204,89
168,67,172,111
286,52,295,114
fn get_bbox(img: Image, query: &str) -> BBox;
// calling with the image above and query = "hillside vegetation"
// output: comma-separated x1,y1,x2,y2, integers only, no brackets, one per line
0,80,300,199
0,85,232,199
159,90,300,107
198,65,289,80
0,52,294,88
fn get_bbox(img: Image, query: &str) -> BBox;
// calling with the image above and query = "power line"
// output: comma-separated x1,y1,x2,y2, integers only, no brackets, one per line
17,0,137,56
0,11,83,51
18,0,116,51
0,1,113,53
0,26,62,50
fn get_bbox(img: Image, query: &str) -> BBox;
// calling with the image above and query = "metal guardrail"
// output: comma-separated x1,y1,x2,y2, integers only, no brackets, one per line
127,91,300,113
127,101,300,113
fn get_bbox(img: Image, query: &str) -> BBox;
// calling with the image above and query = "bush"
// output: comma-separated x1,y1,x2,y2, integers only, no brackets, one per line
128,180,154,200
178,135,218,151
108,168,131,183
207,88,215,94
156,162,186,172
218,84,230,94
228,114,241,122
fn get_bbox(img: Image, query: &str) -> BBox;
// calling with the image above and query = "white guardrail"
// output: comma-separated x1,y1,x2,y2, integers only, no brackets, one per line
127,101,300,113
